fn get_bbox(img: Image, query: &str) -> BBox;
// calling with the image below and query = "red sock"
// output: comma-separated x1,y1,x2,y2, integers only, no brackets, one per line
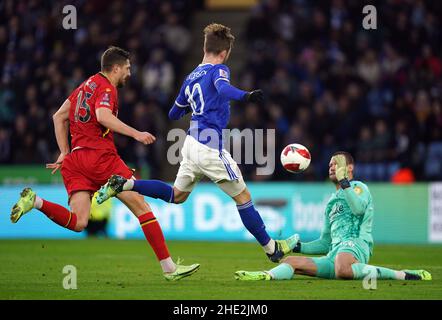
138,212,170,261
40,199,77,231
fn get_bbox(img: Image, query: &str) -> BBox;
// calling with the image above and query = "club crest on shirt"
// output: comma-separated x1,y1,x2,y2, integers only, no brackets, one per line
354,186,363,195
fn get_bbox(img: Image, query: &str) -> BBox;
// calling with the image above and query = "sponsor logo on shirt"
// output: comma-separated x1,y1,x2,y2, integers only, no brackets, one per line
329,202,344,221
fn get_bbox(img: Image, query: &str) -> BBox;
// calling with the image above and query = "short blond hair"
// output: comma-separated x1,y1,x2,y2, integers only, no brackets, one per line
203,23,235,54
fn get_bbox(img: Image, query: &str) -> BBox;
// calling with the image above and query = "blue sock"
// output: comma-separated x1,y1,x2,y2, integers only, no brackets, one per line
268,263,294,280
133,180,174,203
237,201,271,246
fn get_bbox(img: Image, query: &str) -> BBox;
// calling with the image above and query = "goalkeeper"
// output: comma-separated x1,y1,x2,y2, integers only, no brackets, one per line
235,152,431,281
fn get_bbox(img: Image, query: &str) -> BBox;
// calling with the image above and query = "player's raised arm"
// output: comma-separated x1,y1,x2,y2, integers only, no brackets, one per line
342,183,370,216
333,154,369,216
95,107,155,145
46,99,71,174
212,65,263,103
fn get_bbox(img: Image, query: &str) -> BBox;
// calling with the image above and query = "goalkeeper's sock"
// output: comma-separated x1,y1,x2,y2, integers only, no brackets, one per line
237,200,271,248
39,199,77,231
351,263,405,280
268,263,294,280
138,212,171,265
125,179,174,203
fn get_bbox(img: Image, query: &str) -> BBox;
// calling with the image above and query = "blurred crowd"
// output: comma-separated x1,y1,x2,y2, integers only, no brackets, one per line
1,0,441,182
0,0,197,178
234,0,442,181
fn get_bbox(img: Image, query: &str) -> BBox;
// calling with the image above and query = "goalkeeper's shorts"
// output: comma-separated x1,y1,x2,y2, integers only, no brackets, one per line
311,238,371,279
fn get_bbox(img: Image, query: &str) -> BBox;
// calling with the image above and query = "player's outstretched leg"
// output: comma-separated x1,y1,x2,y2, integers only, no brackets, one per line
402,269,432,280
235,256,319,281
11,187,86,231
138,211,200,281
234,270,272,281
233,189,299,263
351,263,432,281
116,191,199,281
235,263,295,281
10,188,36,223
97,175,174,205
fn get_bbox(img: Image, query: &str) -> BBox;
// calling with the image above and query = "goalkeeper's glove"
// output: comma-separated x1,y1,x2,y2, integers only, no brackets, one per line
243,89,263,103
332,154,350,189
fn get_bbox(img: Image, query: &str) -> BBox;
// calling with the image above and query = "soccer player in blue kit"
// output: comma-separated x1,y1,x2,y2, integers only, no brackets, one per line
97,23,298,262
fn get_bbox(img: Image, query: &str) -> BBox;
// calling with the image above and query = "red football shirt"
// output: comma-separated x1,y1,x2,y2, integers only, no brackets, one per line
68,73,118,153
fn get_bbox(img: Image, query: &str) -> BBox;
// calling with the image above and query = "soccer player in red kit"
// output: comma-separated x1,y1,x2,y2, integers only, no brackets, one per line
10,46,199,281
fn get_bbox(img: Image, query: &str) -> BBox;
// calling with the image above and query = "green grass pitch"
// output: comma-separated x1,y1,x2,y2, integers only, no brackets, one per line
1,239,441,300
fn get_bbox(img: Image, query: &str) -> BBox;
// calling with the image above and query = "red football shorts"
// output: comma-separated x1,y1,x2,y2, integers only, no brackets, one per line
61,148,134,198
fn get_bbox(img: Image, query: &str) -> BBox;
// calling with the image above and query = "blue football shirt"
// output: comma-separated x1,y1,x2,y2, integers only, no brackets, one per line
174,63,236,150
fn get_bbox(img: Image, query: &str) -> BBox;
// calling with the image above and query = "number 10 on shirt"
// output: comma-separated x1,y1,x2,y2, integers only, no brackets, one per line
185,83,205,115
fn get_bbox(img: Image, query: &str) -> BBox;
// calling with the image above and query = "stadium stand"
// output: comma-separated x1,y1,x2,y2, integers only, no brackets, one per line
0,0,441,182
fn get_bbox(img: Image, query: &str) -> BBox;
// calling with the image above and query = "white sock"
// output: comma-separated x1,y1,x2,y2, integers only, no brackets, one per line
160,257,177,273
122,179,134,191
33,196,43,209
395,271,406,280
263,239,276,254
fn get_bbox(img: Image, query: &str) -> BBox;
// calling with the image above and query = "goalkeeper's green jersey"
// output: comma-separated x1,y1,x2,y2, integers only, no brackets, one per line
301,180,374,256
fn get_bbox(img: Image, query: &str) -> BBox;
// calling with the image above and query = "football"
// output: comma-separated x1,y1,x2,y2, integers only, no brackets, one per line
280,143,311,173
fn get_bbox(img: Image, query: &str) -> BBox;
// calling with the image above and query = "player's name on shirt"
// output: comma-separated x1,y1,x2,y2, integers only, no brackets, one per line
187,69,208,81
